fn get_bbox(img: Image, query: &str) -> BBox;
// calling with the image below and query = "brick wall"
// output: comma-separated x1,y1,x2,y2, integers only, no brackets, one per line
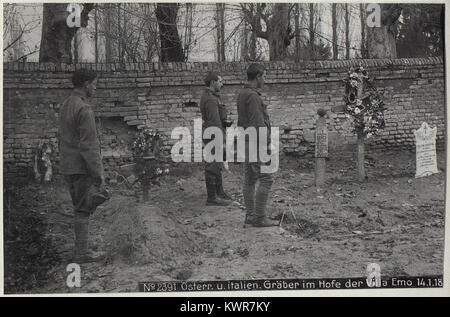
3,58,445,181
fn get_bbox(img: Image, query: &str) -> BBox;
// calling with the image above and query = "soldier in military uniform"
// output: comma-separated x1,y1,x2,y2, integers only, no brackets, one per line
59,69,109,262
200,72,232,206
237,63,278,227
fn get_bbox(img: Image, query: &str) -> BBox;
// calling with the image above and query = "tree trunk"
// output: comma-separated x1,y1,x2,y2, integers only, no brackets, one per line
155,3,185,62
215,4,221,62
344,4,350,59
360,4,367,58
94,6,98,63
309,3,315,59
242,20,249,60
332,4,338,60
184,3,193,60
73,31,79,63
117,4,122,63
294,4,301,62
241,3,292,61
249,4,258,60
219,4,225,62
40,3,76,63
104,4,112,62
40,3,93,63
367,27,397,58
267,3,290,61
366,4,402,58
215,3,225,62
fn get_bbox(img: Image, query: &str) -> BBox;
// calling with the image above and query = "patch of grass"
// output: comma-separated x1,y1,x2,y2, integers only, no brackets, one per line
3,184,60,294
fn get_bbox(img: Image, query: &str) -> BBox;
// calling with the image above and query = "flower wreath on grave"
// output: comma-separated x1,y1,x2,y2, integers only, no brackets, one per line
131,128,169,186
33,140,55,183
343,66,387,138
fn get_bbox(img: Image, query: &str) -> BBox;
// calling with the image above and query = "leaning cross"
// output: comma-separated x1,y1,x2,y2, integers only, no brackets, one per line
142,137,162,202
332,79,366,182
315,109,328,187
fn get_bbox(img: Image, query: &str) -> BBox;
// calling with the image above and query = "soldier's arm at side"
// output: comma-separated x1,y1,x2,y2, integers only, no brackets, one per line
77,105,104,183
247,93,268,162
204,99,224,132
247,94,266,128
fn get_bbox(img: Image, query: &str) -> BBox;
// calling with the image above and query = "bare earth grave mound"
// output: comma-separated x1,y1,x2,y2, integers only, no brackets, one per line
104,197,209,267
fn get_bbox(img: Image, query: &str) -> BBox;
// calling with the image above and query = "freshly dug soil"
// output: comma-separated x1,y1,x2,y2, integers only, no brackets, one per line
3,150,446,293
104,198,209,266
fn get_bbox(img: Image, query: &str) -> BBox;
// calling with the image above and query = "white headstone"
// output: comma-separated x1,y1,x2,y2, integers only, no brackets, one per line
413,122,439,178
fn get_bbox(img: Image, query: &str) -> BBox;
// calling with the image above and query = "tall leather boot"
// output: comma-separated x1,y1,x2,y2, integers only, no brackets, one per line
243,184,256,225
216,173,232,200
73,211,105,263
252,184,278,227
205,171,229,206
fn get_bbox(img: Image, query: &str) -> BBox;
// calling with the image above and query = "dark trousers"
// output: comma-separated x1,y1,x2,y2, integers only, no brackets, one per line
64,174,94,257
203,134,229,200
64,174,96,215
243,162,274,220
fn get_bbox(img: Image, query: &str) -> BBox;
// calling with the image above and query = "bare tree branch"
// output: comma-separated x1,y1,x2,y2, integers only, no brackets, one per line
14,47,39,62
4,17,40,53
240,3,268,40
4,29,25,52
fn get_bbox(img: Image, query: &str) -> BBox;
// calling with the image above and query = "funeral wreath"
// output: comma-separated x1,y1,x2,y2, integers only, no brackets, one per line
343,66,386,138
131,128,169,186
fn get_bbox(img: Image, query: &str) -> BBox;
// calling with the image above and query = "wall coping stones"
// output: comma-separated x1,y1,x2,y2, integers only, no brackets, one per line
3,57,444,74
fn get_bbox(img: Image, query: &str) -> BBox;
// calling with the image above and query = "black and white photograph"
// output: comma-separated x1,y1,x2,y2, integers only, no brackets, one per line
2,1,448,297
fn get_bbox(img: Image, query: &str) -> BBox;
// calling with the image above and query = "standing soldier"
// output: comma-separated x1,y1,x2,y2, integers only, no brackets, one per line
59,69,109,263
237,63,278,227
200,71,231,206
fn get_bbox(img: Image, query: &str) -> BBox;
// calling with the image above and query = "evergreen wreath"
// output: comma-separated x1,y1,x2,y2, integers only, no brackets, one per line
131,128,169,186
343,66,387,138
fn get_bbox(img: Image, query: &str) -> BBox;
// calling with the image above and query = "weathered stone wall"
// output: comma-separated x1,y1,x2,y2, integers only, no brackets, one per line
3,58,445,181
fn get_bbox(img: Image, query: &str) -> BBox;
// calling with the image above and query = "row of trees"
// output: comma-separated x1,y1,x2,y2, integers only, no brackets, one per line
237,3,443,61
38,3,187,63
3,3,444,63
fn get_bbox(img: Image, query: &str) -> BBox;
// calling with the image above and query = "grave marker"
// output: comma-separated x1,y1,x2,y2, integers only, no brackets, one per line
315,109,328,186
357,131,366,182
414,122,439,178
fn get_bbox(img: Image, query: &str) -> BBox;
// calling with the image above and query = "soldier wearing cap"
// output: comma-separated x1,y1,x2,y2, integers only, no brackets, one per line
59,69,109,263
237,63,278,227
200,71,232,206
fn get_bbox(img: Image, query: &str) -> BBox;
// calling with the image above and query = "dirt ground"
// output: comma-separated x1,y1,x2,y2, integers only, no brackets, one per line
3,150,446,294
